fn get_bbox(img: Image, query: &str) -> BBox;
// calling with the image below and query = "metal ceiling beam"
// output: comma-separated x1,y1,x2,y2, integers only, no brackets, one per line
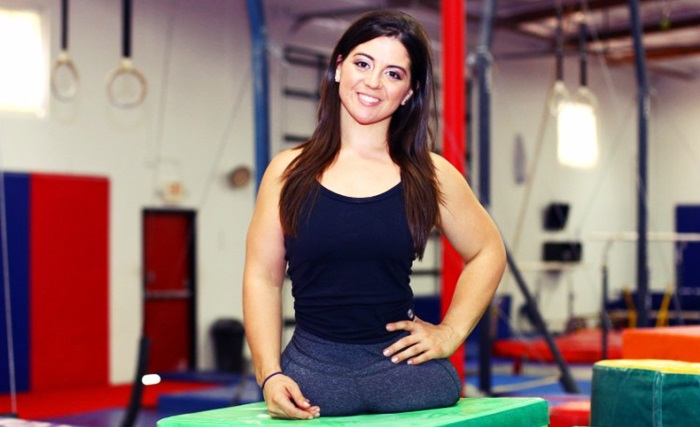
604,44,700,64
485,0,650,26
574,14,700,43
292,0,440,31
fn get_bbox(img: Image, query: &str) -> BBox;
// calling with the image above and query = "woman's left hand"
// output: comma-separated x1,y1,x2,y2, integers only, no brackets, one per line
383,316,463,365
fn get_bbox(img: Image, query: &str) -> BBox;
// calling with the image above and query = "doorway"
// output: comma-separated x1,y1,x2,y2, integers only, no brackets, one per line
142,209,197,373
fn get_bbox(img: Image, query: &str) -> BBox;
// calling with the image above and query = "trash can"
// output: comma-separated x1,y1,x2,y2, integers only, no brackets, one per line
211,318,245,373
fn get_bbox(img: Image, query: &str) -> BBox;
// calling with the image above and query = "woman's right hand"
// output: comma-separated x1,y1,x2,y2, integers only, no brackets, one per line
263,374,321,420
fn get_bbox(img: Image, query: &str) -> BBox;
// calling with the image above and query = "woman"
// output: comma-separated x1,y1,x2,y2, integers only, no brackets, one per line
243,9,506,419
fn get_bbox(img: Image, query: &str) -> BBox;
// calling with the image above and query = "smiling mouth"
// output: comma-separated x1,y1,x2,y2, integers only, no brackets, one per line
358,93,380,105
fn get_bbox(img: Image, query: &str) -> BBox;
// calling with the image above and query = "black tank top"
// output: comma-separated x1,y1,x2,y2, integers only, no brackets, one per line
285,182,416,344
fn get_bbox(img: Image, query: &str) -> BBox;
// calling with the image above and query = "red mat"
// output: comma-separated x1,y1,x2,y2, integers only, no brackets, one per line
549,399,591,427
0,381,217,419
493,328,623,364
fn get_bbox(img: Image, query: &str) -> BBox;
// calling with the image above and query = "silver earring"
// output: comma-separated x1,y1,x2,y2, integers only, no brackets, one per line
335,70,340,82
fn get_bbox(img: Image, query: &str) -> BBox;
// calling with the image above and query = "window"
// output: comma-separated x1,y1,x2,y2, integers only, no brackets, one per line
0,2,47,116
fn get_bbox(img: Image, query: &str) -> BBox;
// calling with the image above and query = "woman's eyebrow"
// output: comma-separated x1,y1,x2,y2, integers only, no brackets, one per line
352,52,409,74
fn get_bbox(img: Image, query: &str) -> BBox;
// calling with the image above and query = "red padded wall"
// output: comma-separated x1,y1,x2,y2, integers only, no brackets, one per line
30,174,109,391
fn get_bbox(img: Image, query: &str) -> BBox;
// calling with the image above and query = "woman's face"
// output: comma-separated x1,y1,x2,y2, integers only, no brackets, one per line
336,36,413,129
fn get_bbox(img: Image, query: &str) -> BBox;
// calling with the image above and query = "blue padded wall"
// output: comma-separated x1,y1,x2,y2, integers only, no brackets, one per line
0,172,30,393
677,205,700,292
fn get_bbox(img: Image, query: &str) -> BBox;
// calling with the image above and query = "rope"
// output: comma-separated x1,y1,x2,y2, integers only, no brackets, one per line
151,0,180,202
196,66,252,209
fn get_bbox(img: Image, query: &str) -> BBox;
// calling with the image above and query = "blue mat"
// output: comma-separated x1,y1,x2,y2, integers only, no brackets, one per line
158,381,262,415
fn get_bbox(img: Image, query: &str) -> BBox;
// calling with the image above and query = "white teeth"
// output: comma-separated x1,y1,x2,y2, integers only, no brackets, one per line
359,94,379,104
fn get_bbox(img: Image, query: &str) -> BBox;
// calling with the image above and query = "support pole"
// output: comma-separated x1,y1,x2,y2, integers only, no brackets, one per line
627,0,650,327
440,0,467,385
475,0,497,396
120,337,150,427
506,249,581,394
246,0,271,193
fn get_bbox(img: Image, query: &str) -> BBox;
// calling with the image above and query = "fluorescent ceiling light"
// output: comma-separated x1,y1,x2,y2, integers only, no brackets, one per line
557,100,599,168
0,6,46,116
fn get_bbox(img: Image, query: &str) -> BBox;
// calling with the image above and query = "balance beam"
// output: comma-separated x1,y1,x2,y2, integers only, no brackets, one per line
157,397,549,427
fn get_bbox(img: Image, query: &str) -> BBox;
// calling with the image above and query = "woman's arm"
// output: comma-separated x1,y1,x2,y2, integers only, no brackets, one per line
383,153,506,365
242,149,320,419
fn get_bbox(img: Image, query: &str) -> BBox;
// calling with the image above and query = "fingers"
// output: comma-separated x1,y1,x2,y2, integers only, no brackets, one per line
385,339,431,365
264,375,321,420
385,317,421,332
383,319,454,365
383,324,428,365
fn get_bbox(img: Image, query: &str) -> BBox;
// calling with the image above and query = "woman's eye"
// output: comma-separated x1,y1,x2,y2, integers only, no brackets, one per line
355,60,370,69
388,70,402,80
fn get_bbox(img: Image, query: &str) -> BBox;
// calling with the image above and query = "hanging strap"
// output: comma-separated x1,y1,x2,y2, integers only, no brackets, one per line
554,1,564,82
61,0,69,51
122,0,132,59
107,0,147,108
51,0,80,102
578,20,588,88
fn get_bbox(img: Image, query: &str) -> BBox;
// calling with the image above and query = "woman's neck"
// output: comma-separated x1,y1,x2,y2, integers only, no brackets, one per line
340,112,391,154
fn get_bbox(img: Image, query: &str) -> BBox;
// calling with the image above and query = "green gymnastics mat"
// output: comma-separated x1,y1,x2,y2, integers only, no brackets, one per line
591,359,700,427
157,397,549,427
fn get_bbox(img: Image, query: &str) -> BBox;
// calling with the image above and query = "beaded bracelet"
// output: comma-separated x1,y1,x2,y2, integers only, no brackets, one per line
261,371,283,390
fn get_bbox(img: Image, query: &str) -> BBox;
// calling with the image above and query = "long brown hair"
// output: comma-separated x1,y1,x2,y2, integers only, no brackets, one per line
280,10,441,259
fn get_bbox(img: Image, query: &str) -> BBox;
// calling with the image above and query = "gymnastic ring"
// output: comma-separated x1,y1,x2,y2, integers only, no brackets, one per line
107,58,148,109
50,51,80,102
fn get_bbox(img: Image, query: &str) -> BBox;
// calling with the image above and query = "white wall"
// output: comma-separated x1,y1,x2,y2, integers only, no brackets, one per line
3,0,699,385
0,0,255,384
484,45,700,332
484,52,640,331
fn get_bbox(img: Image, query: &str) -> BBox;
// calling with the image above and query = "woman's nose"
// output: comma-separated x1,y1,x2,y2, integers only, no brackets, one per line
364,70,381,88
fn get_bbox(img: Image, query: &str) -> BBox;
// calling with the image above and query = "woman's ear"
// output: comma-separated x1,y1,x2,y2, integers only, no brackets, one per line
401,90,414,106
335,55,343,82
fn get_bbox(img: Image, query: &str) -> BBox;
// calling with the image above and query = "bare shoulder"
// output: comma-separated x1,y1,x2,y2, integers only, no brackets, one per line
266,147,303,179
256,147,303,192
429,152,466,190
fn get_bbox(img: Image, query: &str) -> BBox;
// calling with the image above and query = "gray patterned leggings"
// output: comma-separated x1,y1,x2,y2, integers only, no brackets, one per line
280,327,461,416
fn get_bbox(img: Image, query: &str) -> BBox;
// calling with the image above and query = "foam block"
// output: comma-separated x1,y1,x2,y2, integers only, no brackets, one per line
157,397,549,427
591,359,700,427
622,326,700,362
